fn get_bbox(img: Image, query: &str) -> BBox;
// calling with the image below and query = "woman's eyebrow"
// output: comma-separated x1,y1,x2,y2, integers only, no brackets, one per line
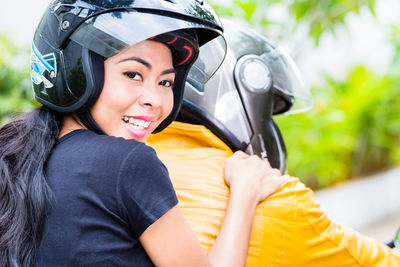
162,68,176,75
118,56,151,69
117,57,175,75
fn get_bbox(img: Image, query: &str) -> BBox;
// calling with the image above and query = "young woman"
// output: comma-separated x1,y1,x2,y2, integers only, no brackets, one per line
0,1,287,266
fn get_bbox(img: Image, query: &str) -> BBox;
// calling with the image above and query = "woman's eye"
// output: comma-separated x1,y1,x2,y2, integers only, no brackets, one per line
123,71,141,81
159,80,174,87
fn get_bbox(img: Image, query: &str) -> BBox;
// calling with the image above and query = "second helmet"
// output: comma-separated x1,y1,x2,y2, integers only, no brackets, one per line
179,18,313,172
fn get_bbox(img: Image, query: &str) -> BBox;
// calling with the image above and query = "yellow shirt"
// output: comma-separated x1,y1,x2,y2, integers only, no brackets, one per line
147,121,400,266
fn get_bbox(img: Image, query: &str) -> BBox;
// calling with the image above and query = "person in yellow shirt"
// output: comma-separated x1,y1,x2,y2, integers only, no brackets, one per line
148,19,400,266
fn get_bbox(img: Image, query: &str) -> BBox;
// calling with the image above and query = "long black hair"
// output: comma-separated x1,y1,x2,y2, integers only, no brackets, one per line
0,106,62,266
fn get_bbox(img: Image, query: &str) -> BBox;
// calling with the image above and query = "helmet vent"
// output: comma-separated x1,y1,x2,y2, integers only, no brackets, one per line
61,20,70,30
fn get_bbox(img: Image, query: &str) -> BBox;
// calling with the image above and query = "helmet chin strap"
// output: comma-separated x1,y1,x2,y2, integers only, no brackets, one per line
77,111,105,135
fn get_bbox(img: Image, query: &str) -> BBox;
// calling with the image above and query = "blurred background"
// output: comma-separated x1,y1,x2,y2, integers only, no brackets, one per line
0,0,399,241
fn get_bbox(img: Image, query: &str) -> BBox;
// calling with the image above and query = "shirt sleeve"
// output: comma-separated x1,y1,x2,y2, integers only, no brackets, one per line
116,142,178,237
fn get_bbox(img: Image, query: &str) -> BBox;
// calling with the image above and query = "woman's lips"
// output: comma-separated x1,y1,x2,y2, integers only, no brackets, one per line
132,116,155,121
122,115,155,138
123,123,149,138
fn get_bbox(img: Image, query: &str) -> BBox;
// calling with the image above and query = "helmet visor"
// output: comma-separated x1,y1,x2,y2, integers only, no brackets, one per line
187,35,227,85
261,45,313,114
70,10,226,81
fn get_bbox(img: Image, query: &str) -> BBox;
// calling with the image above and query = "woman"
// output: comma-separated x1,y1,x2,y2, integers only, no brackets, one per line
0,1,287,266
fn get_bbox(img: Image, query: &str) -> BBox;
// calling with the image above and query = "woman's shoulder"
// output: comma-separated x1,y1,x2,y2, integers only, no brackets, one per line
51,129,162,174
58,129,155,155
49,129,166,188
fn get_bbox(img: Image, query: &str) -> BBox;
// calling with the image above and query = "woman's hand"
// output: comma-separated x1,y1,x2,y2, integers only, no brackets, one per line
206,151,289,266
224,151,288,204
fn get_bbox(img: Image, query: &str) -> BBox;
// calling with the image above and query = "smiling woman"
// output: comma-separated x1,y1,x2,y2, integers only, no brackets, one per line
62,40,176,142
0,1,287,266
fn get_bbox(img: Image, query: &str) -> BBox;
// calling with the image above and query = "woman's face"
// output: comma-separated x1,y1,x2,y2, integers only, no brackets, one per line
90,40,175,142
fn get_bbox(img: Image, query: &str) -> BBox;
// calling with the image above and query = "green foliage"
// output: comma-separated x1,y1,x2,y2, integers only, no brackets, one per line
0,35,36,125
275,66,400,189
290,0,376,43
209,0,376,44
274,21,400,189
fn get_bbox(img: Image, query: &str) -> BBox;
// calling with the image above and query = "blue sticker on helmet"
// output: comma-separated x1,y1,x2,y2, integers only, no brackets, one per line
31,43,57,89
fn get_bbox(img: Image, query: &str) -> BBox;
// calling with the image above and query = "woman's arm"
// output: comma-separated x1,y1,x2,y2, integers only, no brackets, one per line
140,205,210,266
140,151,287,266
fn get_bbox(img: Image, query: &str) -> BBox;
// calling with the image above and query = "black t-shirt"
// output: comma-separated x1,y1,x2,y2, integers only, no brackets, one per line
35,130,178,266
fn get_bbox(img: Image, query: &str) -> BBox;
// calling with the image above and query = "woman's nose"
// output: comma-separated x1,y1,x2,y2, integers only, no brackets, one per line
139,84,162,108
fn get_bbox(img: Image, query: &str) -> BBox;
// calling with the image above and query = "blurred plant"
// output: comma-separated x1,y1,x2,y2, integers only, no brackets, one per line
0,34,36,125
209,0,376,44
274,22,400,189
289,0,375,44
276,64,400,189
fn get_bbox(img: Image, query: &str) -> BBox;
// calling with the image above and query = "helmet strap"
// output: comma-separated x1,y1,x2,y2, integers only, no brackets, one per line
75,48,106,135
77,111,105,135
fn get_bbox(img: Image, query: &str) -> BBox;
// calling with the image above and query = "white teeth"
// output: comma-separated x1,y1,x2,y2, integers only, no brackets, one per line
138,120,146,127
122,116,151,129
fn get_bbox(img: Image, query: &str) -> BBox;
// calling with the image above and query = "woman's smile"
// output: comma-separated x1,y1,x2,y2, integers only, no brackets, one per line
122,115,155,138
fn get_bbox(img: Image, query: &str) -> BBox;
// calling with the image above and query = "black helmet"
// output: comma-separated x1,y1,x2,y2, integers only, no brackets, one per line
31,0,226,133
178,18,313,172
